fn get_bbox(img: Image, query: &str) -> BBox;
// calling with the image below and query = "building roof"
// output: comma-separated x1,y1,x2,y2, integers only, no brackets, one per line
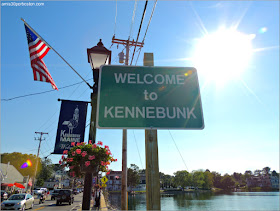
0,163,24,184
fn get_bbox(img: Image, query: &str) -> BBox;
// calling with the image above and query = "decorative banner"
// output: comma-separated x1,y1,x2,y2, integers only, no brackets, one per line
54,100,88,154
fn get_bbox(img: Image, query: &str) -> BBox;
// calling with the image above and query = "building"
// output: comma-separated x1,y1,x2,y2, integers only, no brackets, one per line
106,171,122,191
106,171,147,191
270,176,279,189
42,170,70,189
0,163,27,191
246,174,279,189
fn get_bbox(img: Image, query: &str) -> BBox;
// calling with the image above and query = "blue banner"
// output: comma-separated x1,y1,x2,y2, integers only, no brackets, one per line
53,100,88,154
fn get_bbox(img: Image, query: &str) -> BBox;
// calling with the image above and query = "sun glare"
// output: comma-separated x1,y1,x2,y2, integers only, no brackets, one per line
192,28,254,85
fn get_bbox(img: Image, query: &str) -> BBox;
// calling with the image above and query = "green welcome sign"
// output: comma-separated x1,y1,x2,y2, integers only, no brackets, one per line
97,65,204,129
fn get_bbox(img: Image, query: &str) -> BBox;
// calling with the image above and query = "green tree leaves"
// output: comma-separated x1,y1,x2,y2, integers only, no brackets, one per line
1,152,41,178
127,164,140,188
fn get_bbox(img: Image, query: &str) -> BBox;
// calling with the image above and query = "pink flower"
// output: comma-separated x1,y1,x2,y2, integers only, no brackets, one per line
89,155,95,160
67,158,73,162
63,150,68,154
100,161,105,166
61,155,64,159
71,142,75,146
92,144,97,149
82,151,87,157
76,143,81,146
106,166,109,170
89,140,92,144
106,161,110,165
59,160,62,164
85,161,90,167
106,171,110,175
106,150,110,155
72,151,76,156
105,145,109,149
115,159,117,162
97,141,103,146
76,149,81,154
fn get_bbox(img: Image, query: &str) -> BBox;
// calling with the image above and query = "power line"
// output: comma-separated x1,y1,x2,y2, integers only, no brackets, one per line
129,0,138,39
1,78,93,101
113,0,118,36
168,130,189,171
135,0,157,66
132,130,144,169
130,0,148,65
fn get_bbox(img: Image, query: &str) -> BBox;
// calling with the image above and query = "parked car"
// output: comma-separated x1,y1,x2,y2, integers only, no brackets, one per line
1,191,8,201
51,189,59,200
56,189,74,205
1,193,34,210
33,188,48,195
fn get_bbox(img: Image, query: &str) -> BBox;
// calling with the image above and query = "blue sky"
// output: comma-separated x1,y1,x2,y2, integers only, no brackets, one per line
1,1,279,176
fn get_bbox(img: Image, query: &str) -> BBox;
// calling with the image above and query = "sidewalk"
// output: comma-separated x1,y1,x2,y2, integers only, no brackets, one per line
90,192,108,211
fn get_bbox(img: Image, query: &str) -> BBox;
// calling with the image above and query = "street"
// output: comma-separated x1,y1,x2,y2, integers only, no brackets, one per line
33,193,83,211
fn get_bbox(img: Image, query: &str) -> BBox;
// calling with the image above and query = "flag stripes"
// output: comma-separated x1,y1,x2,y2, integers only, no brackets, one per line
24,24,58,90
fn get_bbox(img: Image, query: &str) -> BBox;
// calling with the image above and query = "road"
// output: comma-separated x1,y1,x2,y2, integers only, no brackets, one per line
33,193,83,211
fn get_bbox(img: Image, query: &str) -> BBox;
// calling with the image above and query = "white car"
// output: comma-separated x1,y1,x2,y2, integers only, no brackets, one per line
33,188,47,195
1,193,34,210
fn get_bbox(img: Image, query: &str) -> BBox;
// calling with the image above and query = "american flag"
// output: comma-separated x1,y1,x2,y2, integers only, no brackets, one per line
24,24,58,90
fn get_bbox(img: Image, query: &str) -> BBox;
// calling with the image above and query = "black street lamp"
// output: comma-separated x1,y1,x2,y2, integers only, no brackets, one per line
82,39,111,210
87,39,111,92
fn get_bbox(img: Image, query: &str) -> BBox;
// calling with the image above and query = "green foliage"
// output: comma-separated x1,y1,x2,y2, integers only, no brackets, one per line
127,164,140,188
36,158,54,182
173,170,191,190
36,178,44,187
1,152,41,177
203,171,213,189
61,142,116,178
221,174,235,190
212,171,222,188
192,170,205,188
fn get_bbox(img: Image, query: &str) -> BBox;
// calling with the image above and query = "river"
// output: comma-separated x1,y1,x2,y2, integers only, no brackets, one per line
107,191,279,210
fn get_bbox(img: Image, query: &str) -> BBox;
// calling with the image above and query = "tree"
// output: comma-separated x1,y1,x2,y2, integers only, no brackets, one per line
1,152,42,177
203,171,213,189
173,170,191,190
212,171,222,188
127,164,140,188
36,158,54,182
192,170,205,189
221,174,235,190
271,170,279,177
262,167,271,175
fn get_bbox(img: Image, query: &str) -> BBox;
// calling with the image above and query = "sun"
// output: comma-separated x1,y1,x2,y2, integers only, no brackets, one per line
192,28,255,85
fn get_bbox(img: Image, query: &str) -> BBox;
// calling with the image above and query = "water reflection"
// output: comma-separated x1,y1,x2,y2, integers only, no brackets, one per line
107,192,279,210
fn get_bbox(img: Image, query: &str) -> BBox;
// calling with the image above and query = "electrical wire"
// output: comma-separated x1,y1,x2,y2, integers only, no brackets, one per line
135,0,157,66
129,0,138,39
130,0,148,65
132,130,144,169
168,130,189,171
113,0,118,36
1,78,93,101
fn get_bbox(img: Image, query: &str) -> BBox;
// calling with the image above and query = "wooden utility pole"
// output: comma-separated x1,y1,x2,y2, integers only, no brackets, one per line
144,53,161,210
112,36,144,210
32,132,48,193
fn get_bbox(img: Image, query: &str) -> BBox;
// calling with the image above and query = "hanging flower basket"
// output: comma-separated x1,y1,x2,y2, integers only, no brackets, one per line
59,141,117,178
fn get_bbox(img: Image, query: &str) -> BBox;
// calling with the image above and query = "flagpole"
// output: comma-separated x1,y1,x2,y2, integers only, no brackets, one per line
21,18,92,89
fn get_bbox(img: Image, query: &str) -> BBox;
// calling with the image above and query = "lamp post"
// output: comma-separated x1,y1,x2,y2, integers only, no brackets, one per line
81,39,111,210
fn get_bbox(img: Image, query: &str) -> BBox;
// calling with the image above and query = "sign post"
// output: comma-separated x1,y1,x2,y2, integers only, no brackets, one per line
143,53,161,210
